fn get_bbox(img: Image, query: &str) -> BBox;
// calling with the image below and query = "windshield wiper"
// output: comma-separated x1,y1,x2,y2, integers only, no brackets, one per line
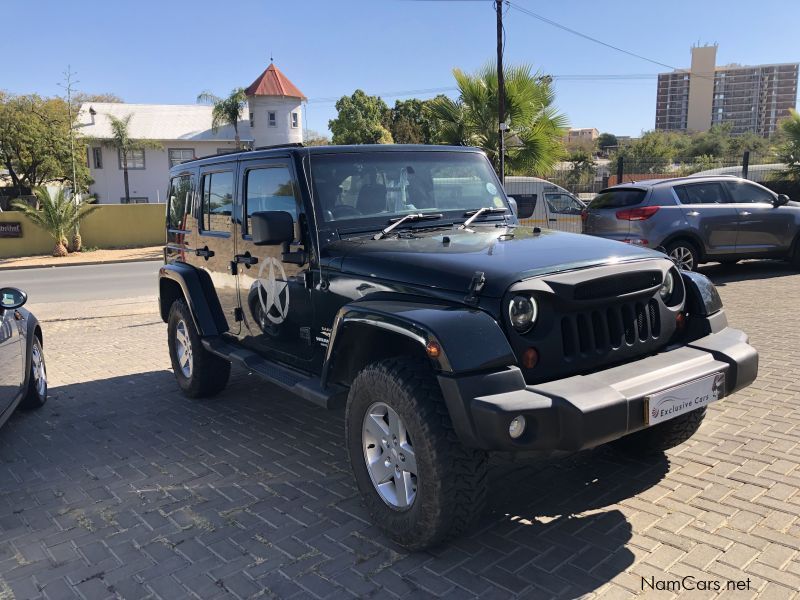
373,213,444,240
459,206,509,230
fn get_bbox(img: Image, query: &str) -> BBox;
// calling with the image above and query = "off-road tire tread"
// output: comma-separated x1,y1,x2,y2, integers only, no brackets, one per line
19,336,47,410
613,407,706,454
346,357,488,550
168,300,230,398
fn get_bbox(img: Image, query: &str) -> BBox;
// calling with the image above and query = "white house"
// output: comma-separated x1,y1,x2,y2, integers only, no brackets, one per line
78,63,306,204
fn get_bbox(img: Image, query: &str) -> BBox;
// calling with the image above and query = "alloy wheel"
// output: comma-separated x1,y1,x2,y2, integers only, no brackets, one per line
31,341,46,398
362,402,418,509
174,319,193,378
669,246,695,271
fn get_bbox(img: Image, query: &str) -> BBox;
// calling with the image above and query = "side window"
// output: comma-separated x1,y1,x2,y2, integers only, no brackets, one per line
168,175,192,230
514,193,537,218
725,181,775,204
201,171,234,232
674,182,727,205
545,193,582,214
245,166,298,235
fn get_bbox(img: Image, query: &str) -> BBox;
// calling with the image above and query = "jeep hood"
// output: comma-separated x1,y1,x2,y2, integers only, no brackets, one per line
326,227,661,297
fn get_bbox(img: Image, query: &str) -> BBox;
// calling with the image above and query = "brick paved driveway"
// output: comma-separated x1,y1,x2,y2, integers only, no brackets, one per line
0,261,798,599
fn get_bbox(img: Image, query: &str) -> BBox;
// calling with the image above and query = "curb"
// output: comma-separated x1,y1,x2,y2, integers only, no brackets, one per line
0,256,162,271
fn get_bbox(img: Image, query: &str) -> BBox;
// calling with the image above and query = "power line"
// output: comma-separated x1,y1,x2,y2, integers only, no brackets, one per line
506,2,678,71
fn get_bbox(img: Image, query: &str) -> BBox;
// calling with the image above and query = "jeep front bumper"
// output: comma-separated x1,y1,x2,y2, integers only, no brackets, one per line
438,327,757,451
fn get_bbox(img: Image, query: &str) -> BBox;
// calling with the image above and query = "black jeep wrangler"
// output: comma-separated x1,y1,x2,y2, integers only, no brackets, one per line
158,144,757,550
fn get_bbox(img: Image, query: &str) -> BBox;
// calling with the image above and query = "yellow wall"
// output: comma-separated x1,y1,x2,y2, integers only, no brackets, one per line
0,204,165,258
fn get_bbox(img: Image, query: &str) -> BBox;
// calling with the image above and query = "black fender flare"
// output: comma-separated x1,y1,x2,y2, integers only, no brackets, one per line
158,263,228,336
321,298,516,388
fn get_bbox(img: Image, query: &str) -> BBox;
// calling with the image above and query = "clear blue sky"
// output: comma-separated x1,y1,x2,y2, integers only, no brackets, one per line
2,0,798,137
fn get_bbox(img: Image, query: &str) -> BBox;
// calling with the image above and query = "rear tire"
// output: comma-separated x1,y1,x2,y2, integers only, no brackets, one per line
612,408,706,454
666,240,700,271
167,299,230,398
20,336,47,410
345,357,488,551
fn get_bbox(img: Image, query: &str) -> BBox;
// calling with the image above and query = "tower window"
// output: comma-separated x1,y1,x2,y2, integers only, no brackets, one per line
291,112,299,128
268,111,276,126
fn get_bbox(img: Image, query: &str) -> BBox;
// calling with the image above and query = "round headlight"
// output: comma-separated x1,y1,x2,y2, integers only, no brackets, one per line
509,295,537,333
659,271,674,301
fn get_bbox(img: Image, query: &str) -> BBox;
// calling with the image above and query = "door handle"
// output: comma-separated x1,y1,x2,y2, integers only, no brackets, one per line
740,211,752,216
548,218,557,222
686,211,700,217
195,246,214,260
234,253,258,266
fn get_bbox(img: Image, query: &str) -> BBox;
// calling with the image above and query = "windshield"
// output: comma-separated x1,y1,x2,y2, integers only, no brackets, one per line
309,151,508,224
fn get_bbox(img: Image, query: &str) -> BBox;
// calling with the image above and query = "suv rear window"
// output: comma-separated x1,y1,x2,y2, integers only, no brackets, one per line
590,188,647,209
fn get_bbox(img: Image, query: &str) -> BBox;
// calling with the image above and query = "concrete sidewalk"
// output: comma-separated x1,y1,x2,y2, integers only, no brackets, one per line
0,246,162,270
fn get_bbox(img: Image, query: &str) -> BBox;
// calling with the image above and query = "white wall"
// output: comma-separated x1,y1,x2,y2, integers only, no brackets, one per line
87,140,237,204
247,96,303,148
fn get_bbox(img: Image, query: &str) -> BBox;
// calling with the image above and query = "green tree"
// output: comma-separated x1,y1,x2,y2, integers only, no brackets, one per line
565,148,595,185
304,129,331,146
596,132,618,154
329,90,393,145
0,92,91,193
102,114,162,204
776,109,800,181
197,88,248,148
611,130,677,174
386,97,445,144
427,64,567,175
12,187,98,257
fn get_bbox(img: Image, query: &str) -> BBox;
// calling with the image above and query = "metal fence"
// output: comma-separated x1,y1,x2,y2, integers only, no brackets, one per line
507,151,797,234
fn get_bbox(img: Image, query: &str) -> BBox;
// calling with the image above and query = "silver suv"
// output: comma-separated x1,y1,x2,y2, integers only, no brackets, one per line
583,176,799,270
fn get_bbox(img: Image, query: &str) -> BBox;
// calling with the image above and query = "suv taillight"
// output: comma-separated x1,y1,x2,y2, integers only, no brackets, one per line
615,206,659,220
580,208,588,221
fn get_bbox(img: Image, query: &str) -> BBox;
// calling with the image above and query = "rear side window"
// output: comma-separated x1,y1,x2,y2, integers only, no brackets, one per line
513,193,536,219
245,166,298,234
591,188,647,209
201,171,234,232
167,175,192,231
724,180,775,204
674,182,727,204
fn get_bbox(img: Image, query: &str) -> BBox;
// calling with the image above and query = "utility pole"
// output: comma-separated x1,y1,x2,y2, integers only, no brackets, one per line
496,0,506,184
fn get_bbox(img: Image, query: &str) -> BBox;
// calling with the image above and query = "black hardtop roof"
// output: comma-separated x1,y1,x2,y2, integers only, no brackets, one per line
169,144,487,173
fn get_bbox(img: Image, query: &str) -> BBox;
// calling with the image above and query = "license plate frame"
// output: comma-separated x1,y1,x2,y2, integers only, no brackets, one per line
644,372,725,426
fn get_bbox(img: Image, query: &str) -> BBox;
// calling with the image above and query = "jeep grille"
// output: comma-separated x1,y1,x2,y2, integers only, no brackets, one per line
561,299,662,359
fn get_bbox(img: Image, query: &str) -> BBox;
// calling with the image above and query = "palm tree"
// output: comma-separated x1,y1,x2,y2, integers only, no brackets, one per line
427,64,568,176
777,109,800,181
104,114,162,204
197,88,248,149
12,187,98,257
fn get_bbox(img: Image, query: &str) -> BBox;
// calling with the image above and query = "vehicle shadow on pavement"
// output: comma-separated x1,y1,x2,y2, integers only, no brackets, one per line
699,260,796,286
0,368,667,599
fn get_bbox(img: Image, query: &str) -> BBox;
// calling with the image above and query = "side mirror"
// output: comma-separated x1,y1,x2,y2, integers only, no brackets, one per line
774,194,790,207
0,287,27,310
251,211,294,246
507,197,518,217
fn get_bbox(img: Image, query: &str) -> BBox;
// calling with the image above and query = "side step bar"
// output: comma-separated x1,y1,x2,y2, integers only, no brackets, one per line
201,337,347,409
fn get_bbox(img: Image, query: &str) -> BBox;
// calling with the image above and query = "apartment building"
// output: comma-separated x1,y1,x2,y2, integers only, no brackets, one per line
656,45,798,136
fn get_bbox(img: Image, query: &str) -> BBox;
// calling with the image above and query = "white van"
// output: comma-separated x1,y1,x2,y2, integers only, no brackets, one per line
503,176,586,233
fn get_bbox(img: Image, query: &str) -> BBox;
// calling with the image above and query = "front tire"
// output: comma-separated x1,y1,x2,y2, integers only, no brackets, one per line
20,336,47,410
612,408,707,454
167,300,230,398
345,358,488,551
666,240,700,271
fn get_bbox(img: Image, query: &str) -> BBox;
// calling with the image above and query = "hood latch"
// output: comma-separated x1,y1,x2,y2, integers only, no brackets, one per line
465,271,486,305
